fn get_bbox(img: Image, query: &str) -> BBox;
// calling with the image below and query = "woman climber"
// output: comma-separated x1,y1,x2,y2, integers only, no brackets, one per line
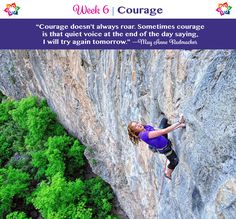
127,115,185,180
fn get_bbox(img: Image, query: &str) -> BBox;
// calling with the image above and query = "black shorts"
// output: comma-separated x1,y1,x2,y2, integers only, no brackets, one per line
149,141,179,170
165,149,179,170
159,118,179,170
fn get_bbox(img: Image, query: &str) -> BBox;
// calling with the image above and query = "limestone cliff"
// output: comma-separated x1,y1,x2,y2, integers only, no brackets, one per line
0,50,236,219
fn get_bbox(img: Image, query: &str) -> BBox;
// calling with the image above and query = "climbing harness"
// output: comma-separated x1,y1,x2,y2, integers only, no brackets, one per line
164,150,173,157
149,140,172,154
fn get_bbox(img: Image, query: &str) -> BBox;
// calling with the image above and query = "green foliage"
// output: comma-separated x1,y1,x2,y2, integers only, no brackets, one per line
46,135,73,154
25,106,56,147
0,167,30,217
31,136,84,180
0,120,25,166
0,122,15,165
68,140,86,167
73,202,93,219
10,96,38,130
0,96,119,219
0,99,15,124
31,173,91,219
105,216,120,219
85,177,114,218
31,150,48,180
0,99,17,165
6,211,30,219
66,140,86,178
11,96,65,149
45,145,65,178
25,105,65,148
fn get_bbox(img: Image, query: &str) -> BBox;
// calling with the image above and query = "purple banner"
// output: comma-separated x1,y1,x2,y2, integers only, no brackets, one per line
0,19,236,49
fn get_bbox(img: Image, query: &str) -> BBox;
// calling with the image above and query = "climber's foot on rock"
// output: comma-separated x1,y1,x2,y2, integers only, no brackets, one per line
164,173,172,180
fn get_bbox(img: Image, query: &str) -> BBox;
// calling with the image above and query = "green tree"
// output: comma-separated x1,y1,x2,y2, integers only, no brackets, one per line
11,97,65,150
0,98,26,166
31,173,92,219
66,140,86,178
0,96,119,218
6,211,30,219
31,136,74,180
85,177,114,218
10,96,38,130
0,120,25,166
0,167,30,217
0,100,15,164
0,99,15,124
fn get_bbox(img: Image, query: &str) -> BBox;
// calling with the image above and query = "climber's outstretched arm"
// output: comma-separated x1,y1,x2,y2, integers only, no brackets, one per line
148,115,186,139
148,122,183,138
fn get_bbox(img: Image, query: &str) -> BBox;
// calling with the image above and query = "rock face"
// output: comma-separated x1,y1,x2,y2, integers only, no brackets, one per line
0,50,236,219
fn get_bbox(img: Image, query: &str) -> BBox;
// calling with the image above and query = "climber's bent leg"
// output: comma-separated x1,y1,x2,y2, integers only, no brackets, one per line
164,150,179,179
159,117,171,139
166,150,179,170
159,117,169,129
